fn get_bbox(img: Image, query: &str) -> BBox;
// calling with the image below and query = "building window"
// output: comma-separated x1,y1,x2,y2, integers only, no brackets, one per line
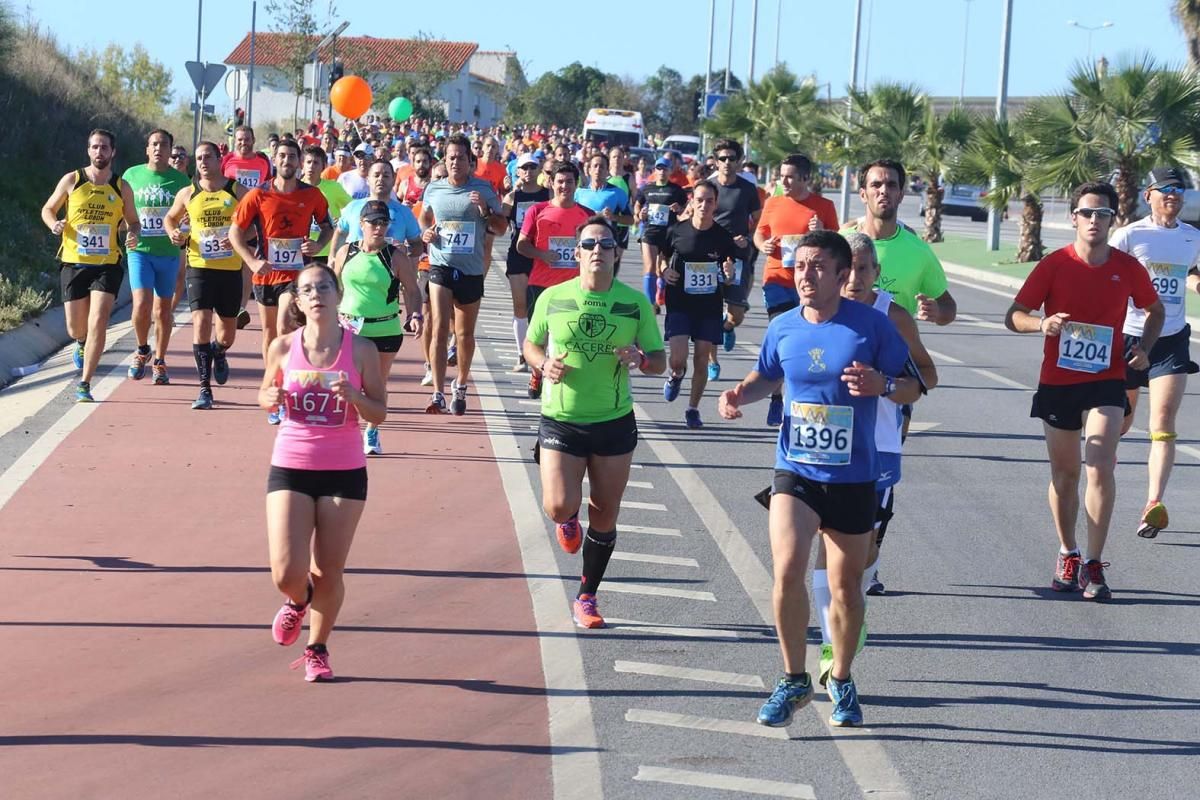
456,89,462,114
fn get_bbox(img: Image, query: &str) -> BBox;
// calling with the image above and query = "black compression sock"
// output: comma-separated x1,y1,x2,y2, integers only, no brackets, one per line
137,344,151,356
579,527,616,597
306,642,327,654
192,343,213,389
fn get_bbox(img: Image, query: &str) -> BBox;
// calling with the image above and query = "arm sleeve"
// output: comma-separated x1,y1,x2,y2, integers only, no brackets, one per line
636,295,666,353
755,322,783,381
1013,258,1053,311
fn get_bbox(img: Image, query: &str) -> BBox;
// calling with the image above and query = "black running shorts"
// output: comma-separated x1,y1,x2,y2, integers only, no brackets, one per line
1030,379,1129,430
267,465,368,501
771,470,877,535
428,265,484,305
60,262,124,302
539,412,638,458
186,267,242,318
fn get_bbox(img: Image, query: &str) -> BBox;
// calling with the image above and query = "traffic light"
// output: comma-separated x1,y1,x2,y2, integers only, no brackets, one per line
328,59,344,89
694,91,704,119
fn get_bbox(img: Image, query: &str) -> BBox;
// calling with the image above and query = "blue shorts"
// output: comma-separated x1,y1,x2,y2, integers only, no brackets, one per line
877,451,901,490
762,282,800,314
128,251,182,298
664,310,723,344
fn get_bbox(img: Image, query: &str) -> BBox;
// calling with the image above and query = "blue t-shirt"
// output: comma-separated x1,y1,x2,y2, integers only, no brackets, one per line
575,185,631,218
338,197,421,245
756,299,910,484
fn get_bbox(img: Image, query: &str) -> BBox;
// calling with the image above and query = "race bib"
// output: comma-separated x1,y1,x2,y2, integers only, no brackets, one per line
647,203,669,226
197,226,232,260
139,207,169,238
548,235,577,268
515,201,533,228
439,220,475,254
76,224,111,257
683,261,720,295
1148,262,1188,306
285,370,348,427
235,168,262,189
267,237,303,270
338,314,364,334
780,235,802,268
1057,322,1113,374
787,402,853,466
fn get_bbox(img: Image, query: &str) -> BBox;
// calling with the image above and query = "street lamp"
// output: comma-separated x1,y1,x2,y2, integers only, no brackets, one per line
1067,19,1114,63
959,0,977,104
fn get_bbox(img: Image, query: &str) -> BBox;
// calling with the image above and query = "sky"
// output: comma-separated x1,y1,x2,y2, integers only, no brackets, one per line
21,0,1191,120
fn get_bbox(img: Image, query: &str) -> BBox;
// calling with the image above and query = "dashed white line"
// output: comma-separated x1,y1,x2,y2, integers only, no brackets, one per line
924,347,964,365
614,660,765,688
971,368,1032,391
583,477,654,489
584,521,680,537
603,618,742,639
610,551,698,568
633,766,815,799
602,582,715,601
625,709,788,740
584,497,667,511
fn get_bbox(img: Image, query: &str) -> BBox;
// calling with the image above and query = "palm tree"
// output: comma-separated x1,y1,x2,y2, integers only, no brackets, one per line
1173,0,1200,69
702,65,828,168
1023,54,1200,225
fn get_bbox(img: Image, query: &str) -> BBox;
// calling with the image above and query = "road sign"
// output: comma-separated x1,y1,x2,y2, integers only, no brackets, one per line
185,61,227,99
704,92,727,118
189,102,215,114
224,68,245,103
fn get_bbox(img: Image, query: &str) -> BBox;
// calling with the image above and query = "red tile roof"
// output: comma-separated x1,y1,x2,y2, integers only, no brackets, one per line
224,33,477,74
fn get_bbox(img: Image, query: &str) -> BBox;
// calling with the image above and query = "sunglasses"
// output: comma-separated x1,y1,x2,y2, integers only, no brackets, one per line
1073,207,1117,219
714,155,738,162
1156,185,1185,195
579,237,617,251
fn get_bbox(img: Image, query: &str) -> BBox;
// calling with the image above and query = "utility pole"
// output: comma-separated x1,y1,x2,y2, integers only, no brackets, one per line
704,0,716,152
724,0,735,93
839,0,864,223
192,0,203,151
247,0,257,126
987,0,1013,251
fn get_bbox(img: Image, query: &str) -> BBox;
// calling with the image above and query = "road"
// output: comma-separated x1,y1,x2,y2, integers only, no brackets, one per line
1,240,1198,800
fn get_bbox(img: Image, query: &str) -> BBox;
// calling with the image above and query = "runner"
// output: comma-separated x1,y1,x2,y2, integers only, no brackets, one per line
718,229,910,728
330,160,422,256
1005,181,1164,601
634,157,689,310
338,143,373,200
258,263,387,682
501,153,550,374
164,141,249,410
166,145,192,314
332,200,423,455
516,162,592,399
606,145,637,271
575,153,634,265
523,215,666,628
418,132,506,414
299,145,351,267
123,129,190,385
40,128,140,402
659,181,738,428
222,126,273,329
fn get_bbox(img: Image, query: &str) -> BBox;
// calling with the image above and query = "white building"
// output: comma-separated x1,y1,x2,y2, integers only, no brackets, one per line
223,33,515,128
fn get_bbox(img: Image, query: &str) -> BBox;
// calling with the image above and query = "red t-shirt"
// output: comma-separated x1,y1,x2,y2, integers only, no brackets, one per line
799,192,839,231
221,152,272,190
1014,244,1158,385
233,182,330,286
521,201,592,288
755,195,818,289
474,159,507,196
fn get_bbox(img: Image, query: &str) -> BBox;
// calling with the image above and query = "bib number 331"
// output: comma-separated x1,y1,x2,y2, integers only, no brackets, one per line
787,402,853,465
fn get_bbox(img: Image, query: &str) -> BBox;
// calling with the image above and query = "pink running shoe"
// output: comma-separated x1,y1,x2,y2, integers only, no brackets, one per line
291,646,334,682
272,602,307,646
556,514,582,554
572,593,606,629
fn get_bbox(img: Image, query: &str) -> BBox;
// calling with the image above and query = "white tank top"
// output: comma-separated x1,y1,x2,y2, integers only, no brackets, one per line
873,291,904,455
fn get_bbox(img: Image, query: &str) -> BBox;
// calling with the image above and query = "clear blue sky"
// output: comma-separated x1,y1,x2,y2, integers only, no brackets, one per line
22,0,1188,117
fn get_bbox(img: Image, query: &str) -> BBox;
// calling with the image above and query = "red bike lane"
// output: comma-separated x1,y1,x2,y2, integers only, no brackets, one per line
0,320,555,799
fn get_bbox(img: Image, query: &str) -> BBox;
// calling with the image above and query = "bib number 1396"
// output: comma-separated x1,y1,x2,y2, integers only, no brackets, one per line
786,402,853,466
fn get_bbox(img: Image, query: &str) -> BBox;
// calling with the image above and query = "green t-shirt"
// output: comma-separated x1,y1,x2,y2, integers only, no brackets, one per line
314,179,352,258
338,244,401,338
527,278,664,424
840,222,947,316
123,164,190,256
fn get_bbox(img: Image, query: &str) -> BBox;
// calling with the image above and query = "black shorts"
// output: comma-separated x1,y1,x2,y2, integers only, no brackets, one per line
417,269,430,303
60,262,123,302
267,465,368,501
1124,324,1197,389
367,334,403,353
539,411,638,458
664,310,723,344
615,227,631,249
1031,379,1129,430
640,229,668,248
527,284,548,318
186,267,242,318
253,281,293,307
771,470,877,535
428,265,484,305
506,247,533,277
767,299,799,320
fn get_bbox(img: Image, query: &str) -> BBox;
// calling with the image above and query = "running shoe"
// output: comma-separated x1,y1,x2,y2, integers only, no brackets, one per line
267,409,283,425
655,278,666,307
1079,560,1112,601
866,570,886,596
191,388,214,410
1051,551,1081,592
818,644,834,688
827,675,863,727
447,344,458,367
420,363,433,386
75,381,94,403
290,645,333,682
364,426,382,455
572,593,606,629
211,343,230,386
766,396,784,427
451,381,468,416
510,356,529,373
425,391,447,414
556,514,582,554
528,369,543,399
707,362,721,381
272,601,307,646
1137,500,1169,539
151,360,169,385
128,349,150,380
756,674,813,727
236,308,251,330
685,408,703,428
663,375,682,402
72,342,85,370
722,326,736,352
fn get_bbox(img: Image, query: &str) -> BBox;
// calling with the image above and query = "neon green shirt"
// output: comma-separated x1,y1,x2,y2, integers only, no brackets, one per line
123,164,190,257
840,222,947,316
527,278,664,424
314,179,352,258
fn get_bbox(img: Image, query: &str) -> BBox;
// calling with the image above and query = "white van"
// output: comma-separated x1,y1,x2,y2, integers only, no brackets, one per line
582,108,645,149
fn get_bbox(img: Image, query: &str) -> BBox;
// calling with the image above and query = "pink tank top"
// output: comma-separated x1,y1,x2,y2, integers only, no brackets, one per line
271,327,366,471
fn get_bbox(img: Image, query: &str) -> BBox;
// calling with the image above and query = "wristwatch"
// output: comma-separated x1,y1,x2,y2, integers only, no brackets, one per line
882,377,896,397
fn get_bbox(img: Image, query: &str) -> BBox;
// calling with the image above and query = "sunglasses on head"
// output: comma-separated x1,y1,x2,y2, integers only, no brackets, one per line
1073,207,1116,219
1156,185,1185,195
579,237,617,251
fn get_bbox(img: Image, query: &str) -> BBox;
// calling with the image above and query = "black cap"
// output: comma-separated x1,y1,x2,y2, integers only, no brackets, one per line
360,200,391,223
1148,167,1185,190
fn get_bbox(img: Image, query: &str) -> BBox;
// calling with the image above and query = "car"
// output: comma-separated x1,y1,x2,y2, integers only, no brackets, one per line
660,134,702,164
919,183,989,223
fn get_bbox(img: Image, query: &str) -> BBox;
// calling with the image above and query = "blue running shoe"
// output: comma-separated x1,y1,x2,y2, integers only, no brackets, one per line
72,342,85,371
128,349,149,380
756,674,813,727
685,408,703,429
447,344,458,367
364,426,382,455
707,361,720,381
211,342,230,386
828,675,863,727
75,381,94,403
191,388,213,410
663,375,682,402
722,326,736,352
267,409,282,425
766,396,784,427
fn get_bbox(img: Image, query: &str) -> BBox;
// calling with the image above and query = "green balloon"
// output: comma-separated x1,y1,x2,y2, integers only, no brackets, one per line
388,96,413,122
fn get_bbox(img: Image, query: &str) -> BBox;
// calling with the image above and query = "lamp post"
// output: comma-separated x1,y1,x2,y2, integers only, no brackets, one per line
959,0,976,103
839,0,864,223
1067,19,1114,63
987,0,1013,251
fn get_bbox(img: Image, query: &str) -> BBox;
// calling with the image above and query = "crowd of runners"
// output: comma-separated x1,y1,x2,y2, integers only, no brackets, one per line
38,115,1200,728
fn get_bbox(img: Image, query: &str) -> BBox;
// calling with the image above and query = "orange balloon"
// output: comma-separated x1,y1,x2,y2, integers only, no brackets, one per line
330,75,373,119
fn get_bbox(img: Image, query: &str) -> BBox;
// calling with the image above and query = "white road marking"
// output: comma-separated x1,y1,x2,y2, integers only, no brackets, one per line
518,399,541,406
906,421,941,433
583,477,654,489
924,347,964,365
610,551,698,568
633,766,815,799
957,312,1008,330
583,521,680,537
946,273,1020,298
625,709,788,740
971,368,1032,391
603,618,741,639
584,497,667,511
614,660,764,688
602,582,715,602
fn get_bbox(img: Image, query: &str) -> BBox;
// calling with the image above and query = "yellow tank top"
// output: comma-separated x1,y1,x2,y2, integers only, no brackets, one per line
59,169,125,266
185,179,241,271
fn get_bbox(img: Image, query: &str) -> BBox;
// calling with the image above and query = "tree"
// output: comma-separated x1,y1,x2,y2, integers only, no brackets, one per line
376,32,462,122
1173,0,1200,68
76,42,172,120
517,62,608,128
599,74,646,118
702,65,829,168
642,66,692,135
1023,54,1200,225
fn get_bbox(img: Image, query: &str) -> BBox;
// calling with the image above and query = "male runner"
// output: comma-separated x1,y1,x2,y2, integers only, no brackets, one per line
575,153,634,239
222,126,273,329
418,132,506,415
333,160,422,253
606,145,637,270
299,145,351,266
524,215,666,629
1006,181,1164,601
635,157,689,309
501,153,550,373
40,128,140,402
718,230,910,728
338,143,373,200
1112,167,1200,539
123,129,190,384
